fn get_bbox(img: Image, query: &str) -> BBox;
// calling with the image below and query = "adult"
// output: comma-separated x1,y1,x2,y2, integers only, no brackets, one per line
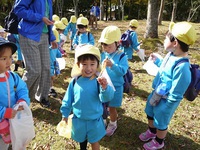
90,2,100,30
14,0,57,108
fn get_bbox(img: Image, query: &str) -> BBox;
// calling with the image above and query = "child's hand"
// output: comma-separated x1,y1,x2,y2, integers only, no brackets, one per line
103,58,113,67
11,109,17,119
150,53,158,62
97,77,108,90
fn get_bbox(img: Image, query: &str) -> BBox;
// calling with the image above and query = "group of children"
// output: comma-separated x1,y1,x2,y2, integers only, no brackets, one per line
0,15,197,150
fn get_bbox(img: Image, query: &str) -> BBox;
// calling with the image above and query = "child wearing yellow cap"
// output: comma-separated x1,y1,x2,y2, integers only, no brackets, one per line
49,21,66,97
98,26,129,136
72,17,95,50
60,45,114,150
63,15,77,50
120,19,141,60
139,22,197,150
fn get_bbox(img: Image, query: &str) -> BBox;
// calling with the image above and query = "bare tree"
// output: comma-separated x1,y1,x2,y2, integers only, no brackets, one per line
144,0,159,38
187,0,200,21
119,0,127,20
158,0,165,25
171,0,177,22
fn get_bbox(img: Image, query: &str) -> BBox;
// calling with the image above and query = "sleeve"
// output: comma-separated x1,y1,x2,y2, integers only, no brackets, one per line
14,0,43,23
131,32,140,51
13,73,30,105
99,85,114,103
63,24,70,36
111,54,129,76
88,33,95,45
60,81,74,118
72,34,78,46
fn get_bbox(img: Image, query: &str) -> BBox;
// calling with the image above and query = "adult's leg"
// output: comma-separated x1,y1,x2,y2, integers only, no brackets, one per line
36,33,51,101
19,34,42,101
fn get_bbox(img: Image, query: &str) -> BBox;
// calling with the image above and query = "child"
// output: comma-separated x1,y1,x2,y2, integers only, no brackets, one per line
63,15,77,50
52,14,60,22
7,33,25,72
49,21,66,97
72,17,95,50
60,44,114,150
139,22,197,150
120,19,141,60
0,38,30,150
98,26,129,136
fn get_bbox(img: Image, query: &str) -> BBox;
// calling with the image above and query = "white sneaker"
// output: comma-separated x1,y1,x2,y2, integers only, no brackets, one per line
106,123,117,136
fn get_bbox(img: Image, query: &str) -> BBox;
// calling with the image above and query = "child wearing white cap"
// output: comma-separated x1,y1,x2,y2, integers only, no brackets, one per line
139,22,197,150
72,17,95,50
98,26,129,136
60,45,114,150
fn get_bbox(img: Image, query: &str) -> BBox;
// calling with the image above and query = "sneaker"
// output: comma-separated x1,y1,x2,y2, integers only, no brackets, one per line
40,99,50,108
106,123,117,136
143,139,164,150
49,88,57,97
139,129,156,142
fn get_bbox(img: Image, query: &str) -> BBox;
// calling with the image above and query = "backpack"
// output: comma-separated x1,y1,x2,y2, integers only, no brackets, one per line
173,59,200,101
120,30,133,48
4,0,34,34
7,34,16,43
119,53,133,93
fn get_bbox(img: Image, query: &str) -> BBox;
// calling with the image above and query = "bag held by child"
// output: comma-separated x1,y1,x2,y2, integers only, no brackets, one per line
9,101,35,150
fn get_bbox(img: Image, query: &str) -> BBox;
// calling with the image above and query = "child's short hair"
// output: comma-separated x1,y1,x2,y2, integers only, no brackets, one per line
78,54,99,66
0,37,17,55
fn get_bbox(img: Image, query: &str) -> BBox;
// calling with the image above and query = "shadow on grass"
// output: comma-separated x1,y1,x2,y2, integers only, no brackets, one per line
100,107,200,150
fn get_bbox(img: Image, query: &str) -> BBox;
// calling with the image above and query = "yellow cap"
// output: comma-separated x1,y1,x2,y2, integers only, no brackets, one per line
70,15,77,23
77,17,89,26
71,45,101,77
129,19,139,28
0,26,5,33
98,26,121,44
169,22,197,45
52,27,59,42
52,14,60,22
54,21,66,30
79,14,83,17
61,17,68,26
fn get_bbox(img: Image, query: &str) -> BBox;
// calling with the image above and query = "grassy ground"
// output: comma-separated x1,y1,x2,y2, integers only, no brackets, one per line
14,20,200,150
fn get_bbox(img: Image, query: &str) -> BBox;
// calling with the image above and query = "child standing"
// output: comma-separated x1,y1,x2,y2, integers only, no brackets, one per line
63,15,77,50
72,17,95,50
0,38,30,150
49,21,66,97
139,22,197,150
98,26,129,136
60,45,114,150
120,19,141,60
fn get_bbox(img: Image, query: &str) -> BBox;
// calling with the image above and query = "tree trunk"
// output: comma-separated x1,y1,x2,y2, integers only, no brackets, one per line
144,0,159,38
171,0,177,22
158,0,165,25
73,0,79,17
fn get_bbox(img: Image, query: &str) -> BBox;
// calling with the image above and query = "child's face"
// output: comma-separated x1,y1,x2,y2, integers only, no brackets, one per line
77,25,87,33
164,35,175,52
0,47,12,73
101,42,117,54
78,59,98,77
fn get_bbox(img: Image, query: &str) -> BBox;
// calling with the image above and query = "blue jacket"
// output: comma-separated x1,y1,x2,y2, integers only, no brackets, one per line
90,6,100,17
14,0,55,43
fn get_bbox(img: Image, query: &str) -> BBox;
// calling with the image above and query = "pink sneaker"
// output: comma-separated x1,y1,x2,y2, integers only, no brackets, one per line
106,123,117,136
143,139,164,150
139,129,156,141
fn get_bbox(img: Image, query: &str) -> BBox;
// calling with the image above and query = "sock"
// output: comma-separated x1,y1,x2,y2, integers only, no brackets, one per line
155,136,164,144
80,140,87,150
110,120,117,126
149,126,156,134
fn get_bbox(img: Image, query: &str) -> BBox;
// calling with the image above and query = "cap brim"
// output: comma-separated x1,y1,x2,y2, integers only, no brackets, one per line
98,38,113,45
0,39,17,54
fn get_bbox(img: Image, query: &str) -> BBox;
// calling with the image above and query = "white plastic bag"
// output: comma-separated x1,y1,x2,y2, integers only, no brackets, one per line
137,49,145,62
9,101,35,150
56,58,66,70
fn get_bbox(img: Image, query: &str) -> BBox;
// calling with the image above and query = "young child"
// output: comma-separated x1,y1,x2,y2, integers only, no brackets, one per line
0,38,30,150
7,34,25,72
60,44,114,150
49,21,66,97
139,22,197,150
98,26,129,136
72,17,95,50
120,19,141,60
63,15,77,50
